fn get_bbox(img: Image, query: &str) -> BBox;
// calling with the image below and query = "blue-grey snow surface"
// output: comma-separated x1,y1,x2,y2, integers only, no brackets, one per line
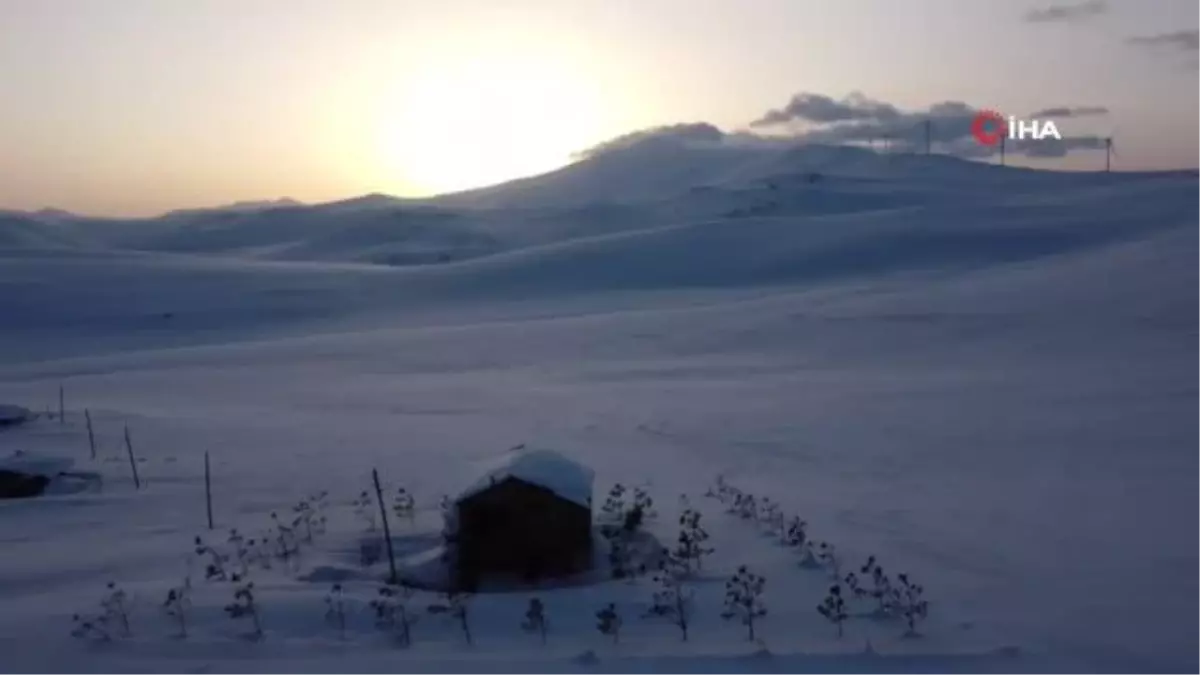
0,145,1195,673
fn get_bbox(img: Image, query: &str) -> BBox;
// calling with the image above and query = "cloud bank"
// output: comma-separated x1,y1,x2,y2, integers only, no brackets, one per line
1023,1,1108,23
577,91,1109,162
1126,29,1200,52
1126,29,1200,70
743,91,1108,159
1028,105,1110,118
750,92,902,127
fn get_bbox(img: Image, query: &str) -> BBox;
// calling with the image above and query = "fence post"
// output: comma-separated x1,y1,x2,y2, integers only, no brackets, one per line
85,409,96,460
124,424,141,489
372,468,398,584
204,451,214,529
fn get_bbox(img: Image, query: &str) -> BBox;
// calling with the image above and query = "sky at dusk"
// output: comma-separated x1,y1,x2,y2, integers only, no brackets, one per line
1,0,1196,216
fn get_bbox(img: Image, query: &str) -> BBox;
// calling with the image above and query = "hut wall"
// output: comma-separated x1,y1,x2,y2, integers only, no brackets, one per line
455,478,591,588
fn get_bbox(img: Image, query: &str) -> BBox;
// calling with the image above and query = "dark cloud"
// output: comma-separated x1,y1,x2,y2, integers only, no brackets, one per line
1127,30,1199,71
1028,105,1110,118
1023,1,1107,23
1127,30,1200,52
578,92,1107,163
746,91,1107,160
750,92,901,127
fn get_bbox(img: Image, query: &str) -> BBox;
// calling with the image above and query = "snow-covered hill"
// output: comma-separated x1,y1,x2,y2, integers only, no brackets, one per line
0,145,1195,673
4,143,1174,269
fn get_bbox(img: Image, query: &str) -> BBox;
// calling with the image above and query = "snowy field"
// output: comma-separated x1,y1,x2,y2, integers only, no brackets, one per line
0,145,1196,673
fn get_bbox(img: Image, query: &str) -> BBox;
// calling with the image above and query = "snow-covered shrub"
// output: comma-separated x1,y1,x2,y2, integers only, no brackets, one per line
704,474,731,501
324,584,347,640
352,490,377,532
392,487,416,525
733,493,758,520
632,486,656,521
292,498,319,543
227,529,252,577
674,508,714,574
71,582,132,641
815,541,840,578
162,580,192,638
194,535,230,581
893,573,928,636
721,566,767,641
370,583,418,647
599,484,650,580
595,603,622,644
309,490,329,535
645,555,694,641
269,511,300,568
605,532,632,580
428,591,472,645
103,582,132,637
843,570,862,597
600,483,627,523
224,580,263,640
817,585,848,638
783,516,808,547
796,539,822,569
70,613,113,642
758,498,784,536
718,482,740,509
725,490,743,515
246,532,273,571
521,597,548,644
857,555,893,617
622,502,645,535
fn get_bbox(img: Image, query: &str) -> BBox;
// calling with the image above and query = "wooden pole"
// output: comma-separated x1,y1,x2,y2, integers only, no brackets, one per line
58,384,64,424
372,468,398,584
85,409,96,460
124,424,141,490
204,451,214,530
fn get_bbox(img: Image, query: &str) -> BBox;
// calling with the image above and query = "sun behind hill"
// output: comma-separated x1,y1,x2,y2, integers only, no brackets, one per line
376,42,613,196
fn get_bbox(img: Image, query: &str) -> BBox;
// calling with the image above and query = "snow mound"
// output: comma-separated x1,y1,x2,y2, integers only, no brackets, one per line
458,448,595,508
0,403,33,426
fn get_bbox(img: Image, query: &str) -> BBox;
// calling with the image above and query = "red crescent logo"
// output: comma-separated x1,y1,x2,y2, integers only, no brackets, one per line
971,110,1007,146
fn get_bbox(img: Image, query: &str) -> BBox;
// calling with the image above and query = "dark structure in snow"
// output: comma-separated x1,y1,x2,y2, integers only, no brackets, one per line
0,404,32,428
453,449,594,589
0,469,49,499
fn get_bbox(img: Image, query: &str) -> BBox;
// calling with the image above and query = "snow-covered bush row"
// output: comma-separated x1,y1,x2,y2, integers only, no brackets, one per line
706,475,929,637
69,476,921,650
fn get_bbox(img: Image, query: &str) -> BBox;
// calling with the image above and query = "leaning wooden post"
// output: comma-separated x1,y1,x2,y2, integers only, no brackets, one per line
84,409,96,460
372,468,398,584
58,384,65,424
124,424,141,490
204,451,214,530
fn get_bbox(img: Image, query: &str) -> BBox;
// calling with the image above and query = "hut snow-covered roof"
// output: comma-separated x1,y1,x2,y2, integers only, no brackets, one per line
457,448,593,508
